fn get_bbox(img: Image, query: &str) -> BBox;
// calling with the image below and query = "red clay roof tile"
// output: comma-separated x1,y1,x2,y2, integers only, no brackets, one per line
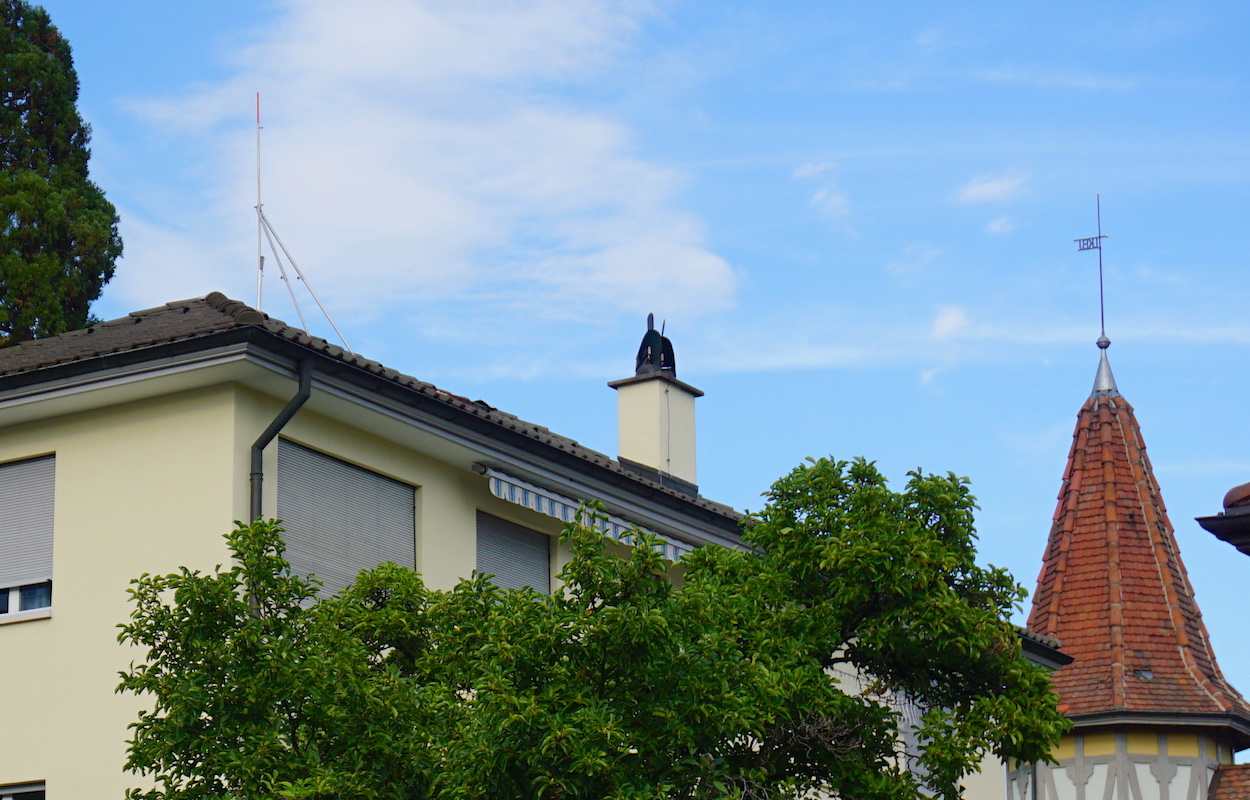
1027,384,1250,720
1210,765,1250,800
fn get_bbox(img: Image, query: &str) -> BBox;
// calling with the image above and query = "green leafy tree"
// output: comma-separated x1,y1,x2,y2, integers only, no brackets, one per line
119,458,1068,800
1,0,121,345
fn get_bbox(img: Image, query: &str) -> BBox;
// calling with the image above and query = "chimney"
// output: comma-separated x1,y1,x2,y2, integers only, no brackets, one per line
607,314,703,494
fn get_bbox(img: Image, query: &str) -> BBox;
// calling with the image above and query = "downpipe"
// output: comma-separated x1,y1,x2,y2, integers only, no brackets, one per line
249,359,314,521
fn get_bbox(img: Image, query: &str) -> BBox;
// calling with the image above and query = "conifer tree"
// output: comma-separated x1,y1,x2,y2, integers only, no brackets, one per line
0,1,121,345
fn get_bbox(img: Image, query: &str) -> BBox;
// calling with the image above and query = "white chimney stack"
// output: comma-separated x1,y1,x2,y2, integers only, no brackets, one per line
608,314,702,492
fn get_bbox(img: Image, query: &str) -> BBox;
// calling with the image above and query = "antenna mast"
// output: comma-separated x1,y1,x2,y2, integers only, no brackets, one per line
251,94,353,353
255,93,264,310
1074,193,1109,343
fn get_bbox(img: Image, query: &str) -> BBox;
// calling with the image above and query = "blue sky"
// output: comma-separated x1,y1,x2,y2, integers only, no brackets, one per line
39,0,1250,694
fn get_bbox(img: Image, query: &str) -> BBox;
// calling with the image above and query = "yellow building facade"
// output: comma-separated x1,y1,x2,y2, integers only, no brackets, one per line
0,293,741,797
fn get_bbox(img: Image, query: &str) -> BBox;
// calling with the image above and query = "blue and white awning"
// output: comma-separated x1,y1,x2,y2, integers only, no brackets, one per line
479,466,694,562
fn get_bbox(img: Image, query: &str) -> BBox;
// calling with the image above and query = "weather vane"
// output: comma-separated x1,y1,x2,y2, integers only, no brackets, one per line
1075,193,1109,344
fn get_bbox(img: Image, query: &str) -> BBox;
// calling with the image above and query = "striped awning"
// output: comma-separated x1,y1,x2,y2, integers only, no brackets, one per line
479,466,694,562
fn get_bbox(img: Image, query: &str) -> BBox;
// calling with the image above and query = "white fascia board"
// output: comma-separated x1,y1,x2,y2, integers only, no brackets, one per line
0,343,262,427
0,343,741,550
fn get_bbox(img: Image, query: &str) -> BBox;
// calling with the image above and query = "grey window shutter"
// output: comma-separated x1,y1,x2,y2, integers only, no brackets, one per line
476,511,550,593
277,440,415,596
0,456,54,589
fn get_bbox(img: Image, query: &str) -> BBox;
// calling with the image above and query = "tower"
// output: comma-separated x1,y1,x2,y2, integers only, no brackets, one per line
1009,341,1250,800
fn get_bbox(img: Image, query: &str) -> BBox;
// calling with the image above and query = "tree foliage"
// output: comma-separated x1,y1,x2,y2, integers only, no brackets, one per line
1,0,121,345
119,458,1068,800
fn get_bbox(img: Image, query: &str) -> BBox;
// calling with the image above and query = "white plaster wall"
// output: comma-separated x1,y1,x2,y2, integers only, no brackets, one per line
965,753,1009,800
615,377,697,484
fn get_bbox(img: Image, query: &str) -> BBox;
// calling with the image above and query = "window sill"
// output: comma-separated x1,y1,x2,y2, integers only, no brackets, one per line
0,608,52,626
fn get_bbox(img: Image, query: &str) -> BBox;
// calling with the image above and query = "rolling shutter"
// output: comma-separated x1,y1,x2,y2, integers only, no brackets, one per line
476,511,551,593
0,456,55,589
277,440,415,596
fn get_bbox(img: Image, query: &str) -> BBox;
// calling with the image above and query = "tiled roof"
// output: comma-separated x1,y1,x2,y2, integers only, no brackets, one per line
1016,625,1063,652
0,294,248,376
1210,765,1250,800
1027,371,1250,720
0,292,740,523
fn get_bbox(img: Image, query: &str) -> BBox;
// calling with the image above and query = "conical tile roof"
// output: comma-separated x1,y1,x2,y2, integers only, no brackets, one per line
1028,351,1250,721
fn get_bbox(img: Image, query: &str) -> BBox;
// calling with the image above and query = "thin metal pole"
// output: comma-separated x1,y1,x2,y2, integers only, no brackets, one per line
1096,193,1105,339
255,92,264,311
260,216,308,332
249,96,352,355
257,208,353,354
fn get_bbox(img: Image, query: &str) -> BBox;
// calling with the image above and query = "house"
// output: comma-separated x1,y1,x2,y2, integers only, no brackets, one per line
0,291,1076,799
0,292,740,798
1011,338,1250,800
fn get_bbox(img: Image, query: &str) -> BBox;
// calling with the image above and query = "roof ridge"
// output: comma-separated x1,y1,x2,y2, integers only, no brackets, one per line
202,291,269,326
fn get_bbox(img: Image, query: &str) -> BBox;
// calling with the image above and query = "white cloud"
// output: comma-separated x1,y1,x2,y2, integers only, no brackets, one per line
913,26,960,55
953,170,1028,205
931,305,970,340
792,161,835,179
986,215,1015,234
809,188,851,219
656,303,1250,380
885,243,940,284
793,162,851,221
111,0,736,330
968,66,1136,91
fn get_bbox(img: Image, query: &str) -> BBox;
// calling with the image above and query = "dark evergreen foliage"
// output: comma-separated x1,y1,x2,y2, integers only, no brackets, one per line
0,1,121,345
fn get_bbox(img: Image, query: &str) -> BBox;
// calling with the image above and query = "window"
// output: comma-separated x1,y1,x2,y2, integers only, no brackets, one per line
0,455,54,622
476,511,551,592
0,783,45,800
276,440,416,597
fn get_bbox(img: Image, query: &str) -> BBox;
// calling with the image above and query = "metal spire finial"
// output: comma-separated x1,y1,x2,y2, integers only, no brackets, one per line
1076,195,1118,395
1092,345,1119,395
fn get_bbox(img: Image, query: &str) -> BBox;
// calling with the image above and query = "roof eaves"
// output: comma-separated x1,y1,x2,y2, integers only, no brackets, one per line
1017,626,1072,670
260,332,743,528
1066,710,1250,751
0,293,744,532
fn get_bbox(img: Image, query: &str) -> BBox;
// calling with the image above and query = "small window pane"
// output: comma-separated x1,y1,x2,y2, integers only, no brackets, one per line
19,582,51,611
0,589,8,614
